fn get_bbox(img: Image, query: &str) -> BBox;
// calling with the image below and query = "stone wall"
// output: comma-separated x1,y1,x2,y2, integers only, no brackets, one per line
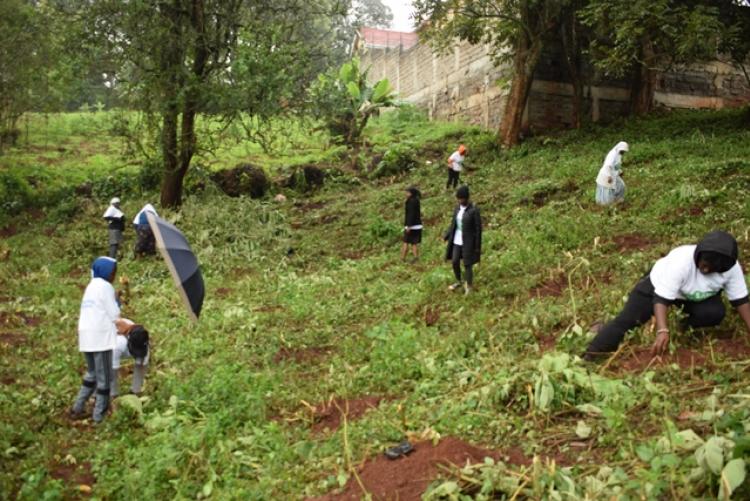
362,39,750,131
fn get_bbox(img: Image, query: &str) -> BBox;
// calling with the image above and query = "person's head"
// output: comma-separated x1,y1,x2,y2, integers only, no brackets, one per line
455,185,469,206
694,230,738,274
405,186,420,199
458,144,467,155
110,197,121,207
616,141,629,156
91,256,117,283
127,325,149,359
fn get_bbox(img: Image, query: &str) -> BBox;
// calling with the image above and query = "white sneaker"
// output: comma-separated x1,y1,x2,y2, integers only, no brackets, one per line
464,284,472,295
448,282,461,291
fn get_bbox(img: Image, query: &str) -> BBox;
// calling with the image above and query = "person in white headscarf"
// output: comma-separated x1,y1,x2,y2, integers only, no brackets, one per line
595,141,629,205
103,197,125,258
133,203,158,256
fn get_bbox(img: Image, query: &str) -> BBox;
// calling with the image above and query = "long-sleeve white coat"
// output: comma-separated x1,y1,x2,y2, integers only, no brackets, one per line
596,141,629,188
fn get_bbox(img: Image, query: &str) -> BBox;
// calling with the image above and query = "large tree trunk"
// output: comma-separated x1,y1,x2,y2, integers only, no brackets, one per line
159,0,183,208
161,0,208,208
560,4,584,129
499,35,543,148
630,39,656,116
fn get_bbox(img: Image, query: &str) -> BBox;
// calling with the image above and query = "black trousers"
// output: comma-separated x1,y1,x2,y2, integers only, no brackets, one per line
447,169,460,189
585,276,726,355
452,245,473,285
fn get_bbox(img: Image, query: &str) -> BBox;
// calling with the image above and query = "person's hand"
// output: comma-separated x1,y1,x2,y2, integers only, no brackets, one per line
115,318,134,335
405,228,411,235
651,330,670,356
607,176,612,185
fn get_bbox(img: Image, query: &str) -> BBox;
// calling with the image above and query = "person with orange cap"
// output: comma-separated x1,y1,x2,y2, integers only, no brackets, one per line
447,144,467,190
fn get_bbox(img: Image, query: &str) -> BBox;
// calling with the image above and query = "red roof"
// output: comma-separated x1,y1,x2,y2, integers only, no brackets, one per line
358,27,419,50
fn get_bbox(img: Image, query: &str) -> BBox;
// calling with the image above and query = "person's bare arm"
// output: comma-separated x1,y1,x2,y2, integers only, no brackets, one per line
651,303,670,355
737,303,750,333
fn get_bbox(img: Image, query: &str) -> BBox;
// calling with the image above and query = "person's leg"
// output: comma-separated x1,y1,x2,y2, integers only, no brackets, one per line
682,294,726,329
108,243,118,258
401,241,408,260
464,262,473,286
585,277,655,356
72,353,97,414
110,367,120,398
446,170,453,189
411,244,419,259
131,364,147,394
92,350,112,422
451,245,462,287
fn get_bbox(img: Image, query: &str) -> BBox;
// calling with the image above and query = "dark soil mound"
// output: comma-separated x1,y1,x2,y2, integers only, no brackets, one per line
529,272,567,298
285,165,325,191
311,396,384,433
212,163,269,198
274,346,331,364
313,437,500,501
611,233,651,252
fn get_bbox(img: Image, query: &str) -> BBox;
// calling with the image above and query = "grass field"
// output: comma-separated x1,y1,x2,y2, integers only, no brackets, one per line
1,107,750,499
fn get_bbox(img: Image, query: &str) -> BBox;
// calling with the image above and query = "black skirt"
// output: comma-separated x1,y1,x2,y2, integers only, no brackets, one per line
403,228,422,244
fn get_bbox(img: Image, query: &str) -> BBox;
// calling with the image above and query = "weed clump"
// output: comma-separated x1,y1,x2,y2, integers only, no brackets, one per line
211,163,269,198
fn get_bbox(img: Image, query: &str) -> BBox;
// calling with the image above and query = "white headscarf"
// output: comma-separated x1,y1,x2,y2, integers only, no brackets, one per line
596,141,629,187
133,203,158,225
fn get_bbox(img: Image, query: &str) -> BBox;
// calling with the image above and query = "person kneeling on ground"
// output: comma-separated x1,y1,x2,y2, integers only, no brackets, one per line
583,230,750,360
112,319,150,397
444,185,482,295
71,257,120,422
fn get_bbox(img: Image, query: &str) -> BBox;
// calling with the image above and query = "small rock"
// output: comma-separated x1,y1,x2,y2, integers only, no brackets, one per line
274,193,287,202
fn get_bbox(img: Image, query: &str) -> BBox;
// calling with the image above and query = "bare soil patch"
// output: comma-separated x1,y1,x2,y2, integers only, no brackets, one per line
424,306,440,327
0,225,17,238
340,250,365,260
611,233,652,252
612,336,750,373
215,287,233,298
0,332,25,347
312,437,501,501
529,273,567,298
274,346,332,365
294,200,327,211
49,460,96,496
311,396,384,433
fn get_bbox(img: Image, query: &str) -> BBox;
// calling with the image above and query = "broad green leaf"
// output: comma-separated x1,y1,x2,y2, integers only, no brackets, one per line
703,437,726,475
371,79,392,103
674,429,704,451
576,420,592,439
718,458,746,499
636,444,654,462
346,82,361,101
576,403,603,415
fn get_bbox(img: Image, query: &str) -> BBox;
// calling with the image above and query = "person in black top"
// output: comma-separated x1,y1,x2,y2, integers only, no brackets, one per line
444,185,482,295
401,186,422,262
103,197,125,259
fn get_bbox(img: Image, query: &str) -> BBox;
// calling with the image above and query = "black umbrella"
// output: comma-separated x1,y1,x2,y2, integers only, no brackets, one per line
147,212,204,322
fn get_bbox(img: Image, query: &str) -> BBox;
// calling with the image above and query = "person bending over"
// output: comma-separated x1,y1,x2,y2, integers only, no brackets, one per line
584,230,750,360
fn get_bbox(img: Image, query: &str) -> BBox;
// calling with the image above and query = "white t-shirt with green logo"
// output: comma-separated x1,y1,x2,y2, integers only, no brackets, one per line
650,245,748,302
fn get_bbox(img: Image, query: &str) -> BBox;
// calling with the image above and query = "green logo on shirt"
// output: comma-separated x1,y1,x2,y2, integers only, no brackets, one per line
683,290,719,302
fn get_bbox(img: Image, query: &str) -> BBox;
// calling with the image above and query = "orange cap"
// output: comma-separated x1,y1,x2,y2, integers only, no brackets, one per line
458,144,467,154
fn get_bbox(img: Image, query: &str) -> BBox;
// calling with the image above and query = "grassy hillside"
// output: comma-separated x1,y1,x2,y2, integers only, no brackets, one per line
1,108,750,500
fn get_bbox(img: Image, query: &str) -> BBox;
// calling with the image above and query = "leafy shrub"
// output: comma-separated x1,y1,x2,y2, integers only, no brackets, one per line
137,157,163,192
370,143,418,179
211,163,269,199
361,214,401,247
0,171,34,216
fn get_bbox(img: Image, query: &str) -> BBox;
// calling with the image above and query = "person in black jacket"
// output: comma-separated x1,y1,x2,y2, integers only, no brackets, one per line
401,186,423,261
444,185,482,295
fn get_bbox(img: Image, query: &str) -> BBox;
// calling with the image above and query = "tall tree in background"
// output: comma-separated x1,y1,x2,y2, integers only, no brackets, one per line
714,0,750,87
79,0,346,208
580,0,723,115
333,0,394,61
413,0,569,148
0,1,68,150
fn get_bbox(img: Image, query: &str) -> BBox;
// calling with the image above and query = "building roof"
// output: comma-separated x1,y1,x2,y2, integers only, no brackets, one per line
357,27,419,50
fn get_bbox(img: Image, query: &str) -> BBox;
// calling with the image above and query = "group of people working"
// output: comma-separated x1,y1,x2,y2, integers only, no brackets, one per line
72,141,749,423
69,201,161,422
405,143,750,359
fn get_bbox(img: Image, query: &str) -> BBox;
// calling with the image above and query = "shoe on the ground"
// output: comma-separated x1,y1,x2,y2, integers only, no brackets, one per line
384,441,415,460
448,282,461,291
68,407,87,420
464,284,472,295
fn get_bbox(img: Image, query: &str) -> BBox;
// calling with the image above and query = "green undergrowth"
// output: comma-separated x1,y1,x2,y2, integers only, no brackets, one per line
1,107,750,499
